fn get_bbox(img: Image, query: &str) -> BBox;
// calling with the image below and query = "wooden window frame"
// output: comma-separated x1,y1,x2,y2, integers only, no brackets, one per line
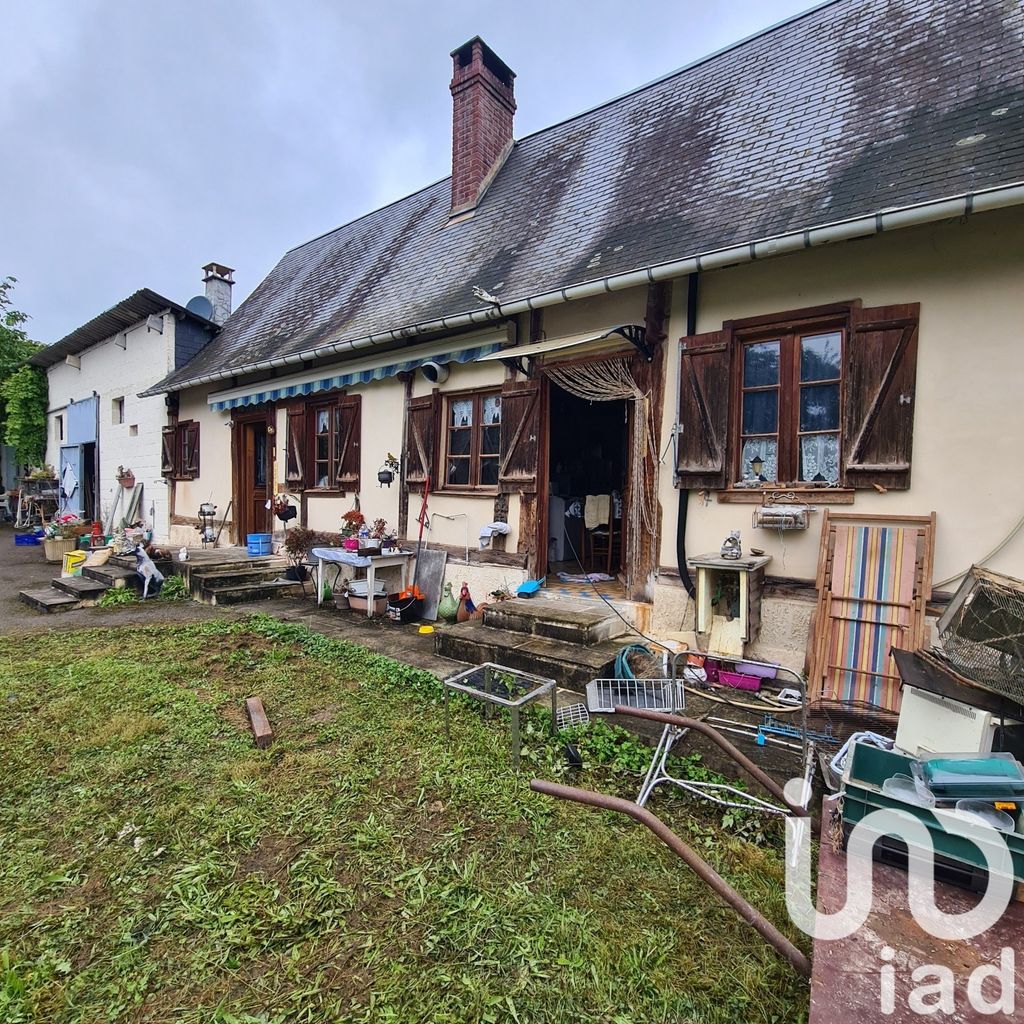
441,388,501,492
301,393,361,494
732,314,846,490
169,419,200,481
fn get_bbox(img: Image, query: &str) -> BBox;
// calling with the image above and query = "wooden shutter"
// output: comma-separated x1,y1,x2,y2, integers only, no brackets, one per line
336,394,361,491
405,391,439,490
843,303,919,491
498,378,541,494
677,330,732,489
184,421,200,478
161,424,176,477
285,403,307,489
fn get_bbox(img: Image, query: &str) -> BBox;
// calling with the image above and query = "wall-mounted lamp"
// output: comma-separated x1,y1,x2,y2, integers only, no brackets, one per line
267,425,275,436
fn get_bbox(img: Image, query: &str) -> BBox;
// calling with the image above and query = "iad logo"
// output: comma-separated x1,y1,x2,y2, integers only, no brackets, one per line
780,779,1019,1016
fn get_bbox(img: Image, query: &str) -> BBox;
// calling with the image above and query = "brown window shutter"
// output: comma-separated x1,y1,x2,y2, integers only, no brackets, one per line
405,391,439,490
185,421,200,478
676,329,732,489
161,424,176,477
843,303,919,490
498,378,541,494
285,403,307,489
336,394,361,491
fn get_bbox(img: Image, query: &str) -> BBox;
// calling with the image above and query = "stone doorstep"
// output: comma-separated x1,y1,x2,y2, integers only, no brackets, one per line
434,621,622,692
51,576,109,605
18,588,80,614
193,566,294,588
82,565,139,589
184,557,288,578
483,598,627,645
206,580,304,606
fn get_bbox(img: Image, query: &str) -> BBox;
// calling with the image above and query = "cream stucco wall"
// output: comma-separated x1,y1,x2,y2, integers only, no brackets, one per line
169,385,234,547
657,207,1024,590
45,313,179,542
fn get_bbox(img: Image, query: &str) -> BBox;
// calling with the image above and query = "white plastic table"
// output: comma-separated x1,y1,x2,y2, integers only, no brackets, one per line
310,547,413,615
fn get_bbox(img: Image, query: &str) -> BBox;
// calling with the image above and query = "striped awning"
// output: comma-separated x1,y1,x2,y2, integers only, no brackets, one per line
208,333,503,411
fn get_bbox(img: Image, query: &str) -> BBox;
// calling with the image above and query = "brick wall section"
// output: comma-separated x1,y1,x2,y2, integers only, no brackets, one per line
449,38,516,213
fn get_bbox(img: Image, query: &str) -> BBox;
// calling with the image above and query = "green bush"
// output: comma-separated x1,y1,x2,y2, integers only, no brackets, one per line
97,586,136,608
159,575,190,602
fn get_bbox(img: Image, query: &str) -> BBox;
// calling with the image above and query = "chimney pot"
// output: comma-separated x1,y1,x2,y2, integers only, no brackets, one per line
449,37,515,217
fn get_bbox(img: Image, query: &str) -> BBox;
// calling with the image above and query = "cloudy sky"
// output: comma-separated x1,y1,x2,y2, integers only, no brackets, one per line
4,0,813,343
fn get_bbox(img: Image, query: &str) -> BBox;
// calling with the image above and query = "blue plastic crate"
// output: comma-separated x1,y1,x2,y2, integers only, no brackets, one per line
14,532,41,546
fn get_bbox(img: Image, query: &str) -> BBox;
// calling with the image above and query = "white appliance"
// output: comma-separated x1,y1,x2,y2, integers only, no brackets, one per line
895,684,1012,756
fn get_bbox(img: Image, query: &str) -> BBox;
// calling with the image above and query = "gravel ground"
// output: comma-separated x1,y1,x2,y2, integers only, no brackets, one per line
0,525,461,678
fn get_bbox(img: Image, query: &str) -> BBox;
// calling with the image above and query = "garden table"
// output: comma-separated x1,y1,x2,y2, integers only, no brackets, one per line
310,547,413,616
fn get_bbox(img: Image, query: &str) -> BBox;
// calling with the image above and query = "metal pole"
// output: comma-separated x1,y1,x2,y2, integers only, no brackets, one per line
530,779,811,979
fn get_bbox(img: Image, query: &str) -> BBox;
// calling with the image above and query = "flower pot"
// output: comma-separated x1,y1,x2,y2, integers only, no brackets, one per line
342,537,360,551
44,537,78,562
118,475,136,489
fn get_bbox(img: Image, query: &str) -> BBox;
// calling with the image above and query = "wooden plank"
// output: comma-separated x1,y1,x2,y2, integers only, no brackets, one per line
245,696,273,749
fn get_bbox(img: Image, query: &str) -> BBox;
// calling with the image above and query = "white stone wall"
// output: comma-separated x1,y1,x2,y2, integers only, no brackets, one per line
45,314,176,541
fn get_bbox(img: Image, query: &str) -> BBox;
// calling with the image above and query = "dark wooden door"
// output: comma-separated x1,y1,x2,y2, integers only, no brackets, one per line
242,422,271,537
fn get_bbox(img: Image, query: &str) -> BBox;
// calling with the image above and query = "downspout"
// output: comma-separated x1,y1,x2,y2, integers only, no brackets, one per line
676,273,698,599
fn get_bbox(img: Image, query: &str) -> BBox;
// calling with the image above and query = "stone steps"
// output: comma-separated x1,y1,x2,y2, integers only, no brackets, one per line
51,576,109,606
434,597,629,692
204,580,305,606
18,587,81,614
82,565,140,589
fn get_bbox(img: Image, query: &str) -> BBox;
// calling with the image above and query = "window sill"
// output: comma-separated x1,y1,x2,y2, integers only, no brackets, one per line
433,487,500,498
716,487,855,505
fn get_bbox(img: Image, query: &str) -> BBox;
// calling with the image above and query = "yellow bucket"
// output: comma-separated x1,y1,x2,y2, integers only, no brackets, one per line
62,550,87,578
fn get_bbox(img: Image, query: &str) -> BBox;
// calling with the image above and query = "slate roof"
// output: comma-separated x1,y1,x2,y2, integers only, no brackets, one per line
157,0,1024,393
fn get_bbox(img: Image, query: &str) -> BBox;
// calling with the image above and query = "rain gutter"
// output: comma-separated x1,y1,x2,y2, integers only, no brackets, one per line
146,181,1024,396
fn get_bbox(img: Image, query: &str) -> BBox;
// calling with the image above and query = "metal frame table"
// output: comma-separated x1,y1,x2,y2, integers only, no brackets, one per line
311,547,413,616
444,662,557,769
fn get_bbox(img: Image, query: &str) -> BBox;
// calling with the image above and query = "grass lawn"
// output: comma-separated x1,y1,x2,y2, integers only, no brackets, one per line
0,616,809,1023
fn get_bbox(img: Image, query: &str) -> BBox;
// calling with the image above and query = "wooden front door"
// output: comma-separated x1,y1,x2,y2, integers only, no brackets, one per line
238,419,271,540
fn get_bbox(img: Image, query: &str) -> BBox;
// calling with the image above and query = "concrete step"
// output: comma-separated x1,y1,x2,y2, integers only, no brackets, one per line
194,566,293,588
51,576,109,605
204,580,305,606
186,557,288,578
18,588,80,614
433,622,623,692
82,565,140,589
482,597,627,645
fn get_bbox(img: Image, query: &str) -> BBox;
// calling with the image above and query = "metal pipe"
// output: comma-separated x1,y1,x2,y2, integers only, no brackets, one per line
530,778,811,978
145,182,1024,397
613,707,810,816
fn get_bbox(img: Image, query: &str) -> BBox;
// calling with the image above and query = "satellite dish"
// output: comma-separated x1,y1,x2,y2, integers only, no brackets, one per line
185,295,214,320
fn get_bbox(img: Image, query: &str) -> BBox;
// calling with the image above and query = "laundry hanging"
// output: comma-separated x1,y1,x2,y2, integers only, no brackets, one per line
543,356,658,577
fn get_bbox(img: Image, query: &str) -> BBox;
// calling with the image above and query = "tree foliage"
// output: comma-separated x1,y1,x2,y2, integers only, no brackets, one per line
0,277,46,465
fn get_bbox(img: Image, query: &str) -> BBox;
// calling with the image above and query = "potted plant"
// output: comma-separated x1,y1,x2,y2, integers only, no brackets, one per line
272,493,297,522
341,508,365,551
116,465,136,489
283,526,314,580
43,513,85,562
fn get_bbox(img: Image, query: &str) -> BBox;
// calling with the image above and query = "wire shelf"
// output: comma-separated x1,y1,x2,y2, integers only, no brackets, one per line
556,702,591,730
586,678,686,714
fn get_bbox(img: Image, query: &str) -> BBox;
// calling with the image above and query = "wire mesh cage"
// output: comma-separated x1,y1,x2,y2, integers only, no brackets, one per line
555,702,591,730
936,567,1024,705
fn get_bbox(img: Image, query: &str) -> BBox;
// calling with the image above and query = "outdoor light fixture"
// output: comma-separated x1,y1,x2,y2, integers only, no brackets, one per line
377,453,401,488
750,454,765,481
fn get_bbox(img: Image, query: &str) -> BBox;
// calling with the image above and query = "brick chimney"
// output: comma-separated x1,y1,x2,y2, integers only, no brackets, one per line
449,37,516,217
202,262,234,325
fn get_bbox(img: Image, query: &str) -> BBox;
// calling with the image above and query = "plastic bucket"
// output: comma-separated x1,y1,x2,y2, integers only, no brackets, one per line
247,533,272,556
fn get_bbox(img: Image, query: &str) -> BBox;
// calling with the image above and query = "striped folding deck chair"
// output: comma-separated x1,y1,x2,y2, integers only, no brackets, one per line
808,512,935,712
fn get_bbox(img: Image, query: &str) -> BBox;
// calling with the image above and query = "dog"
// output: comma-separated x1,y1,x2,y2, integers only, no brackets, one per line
134,543,165,599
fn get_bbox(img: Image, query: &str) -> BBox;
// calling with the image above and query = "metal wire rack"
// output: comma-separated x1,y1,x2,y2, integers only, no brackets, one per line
586,678,686,714
936,567,1024,705
556,702,591,730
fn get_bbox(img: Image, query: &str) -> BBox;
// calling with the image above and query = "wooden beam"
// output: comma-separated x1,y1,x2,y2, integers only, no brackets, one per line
245,696,273,749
